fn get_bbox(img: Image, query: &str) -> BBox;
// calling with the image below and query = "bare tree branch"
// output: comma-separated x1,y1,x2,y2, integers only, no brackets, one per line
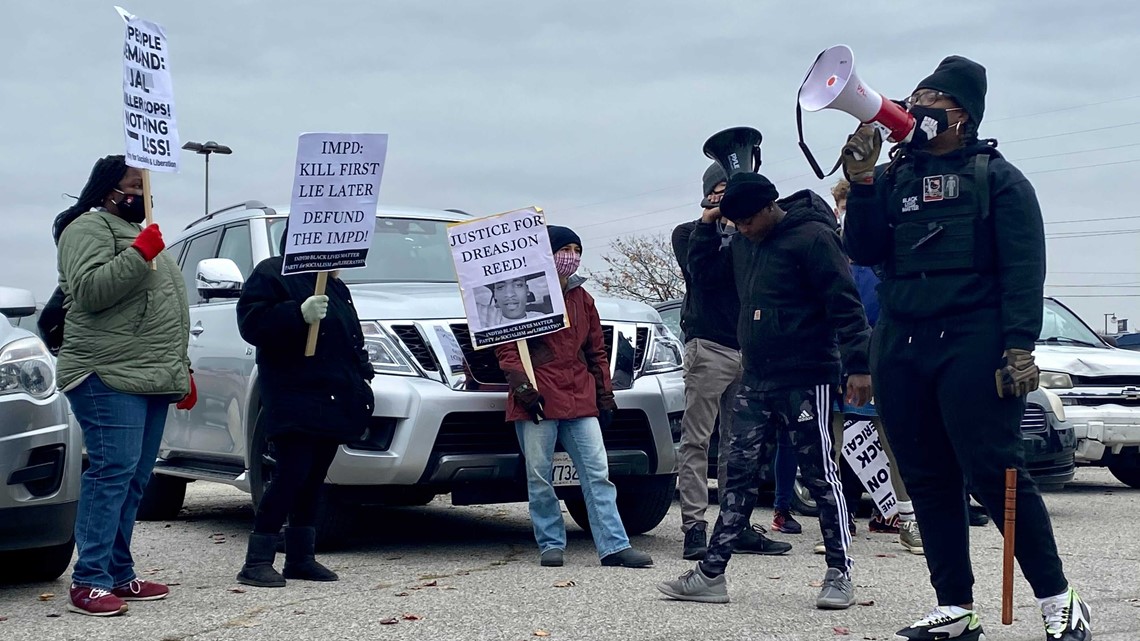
585,233,684,304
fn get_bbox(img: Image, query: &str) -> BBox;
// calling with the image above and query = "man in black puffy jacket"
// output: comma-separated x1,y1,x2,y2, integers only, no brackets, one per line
657,173,871,610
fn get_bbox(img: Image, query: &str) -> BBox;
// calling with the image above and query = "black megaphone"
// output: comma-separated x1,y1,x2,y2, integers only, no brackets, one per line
701,126,763,208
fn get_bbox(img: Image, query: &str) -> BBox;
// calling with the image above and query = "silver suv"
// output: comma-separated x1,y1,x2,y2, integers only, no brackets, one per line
139,202,686,543
0,287,80,583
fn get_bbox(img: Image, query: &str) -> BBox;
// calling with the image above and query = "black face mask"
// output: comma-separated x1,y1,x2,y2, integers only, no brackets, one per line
905,105,957,147
114,190,148,223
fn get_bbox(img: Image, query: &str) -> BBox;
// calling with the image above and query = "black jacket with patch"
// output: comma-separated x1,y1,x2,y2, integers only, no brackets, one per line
671,220,740,350
688,189,871,391
843,142,1045,351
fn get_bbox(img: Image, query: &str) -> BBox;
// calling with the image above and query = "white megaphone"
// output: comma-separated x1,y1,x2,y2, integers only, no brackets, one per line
798,44,916,143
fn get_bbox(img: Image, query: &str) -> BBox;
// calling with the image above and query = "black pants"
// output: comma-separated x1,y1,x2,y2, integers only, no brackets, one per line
873,313,1067,604
253,434,340,534
703,382,852,577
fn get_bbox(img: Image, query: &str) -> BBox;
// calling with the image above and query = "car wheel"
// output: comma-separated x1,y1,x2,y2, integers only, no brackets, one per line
0,538,75,584
566,475,676,536
136,473,188,521
249,409,355,551
791,477,820,517
1107,448,1140,488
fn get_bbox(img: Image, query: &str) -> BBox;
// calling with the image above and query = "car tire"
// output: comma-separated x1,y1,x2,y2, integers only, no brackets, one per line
1107,449,1140,488
136,473,188,521
565,474,676,536
0,538,75,584
791,477,820,517
249,409,355,551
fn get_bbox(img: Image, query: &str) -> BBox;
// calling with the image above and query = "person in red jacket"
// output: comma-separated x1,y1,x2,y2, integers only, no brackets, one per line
496,225,654,569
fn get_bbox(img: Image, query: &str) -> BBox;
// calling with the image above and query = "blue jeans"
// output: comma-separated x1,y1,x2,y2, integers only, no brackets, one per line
773,431,798,512
65,374,171,589
515,417,631,558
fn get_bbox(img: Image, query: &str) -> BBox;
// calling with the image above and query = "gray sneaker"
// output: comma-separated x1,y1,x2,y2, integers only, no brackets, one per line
900,520,925,555
815,568,855,610
656,564,730,604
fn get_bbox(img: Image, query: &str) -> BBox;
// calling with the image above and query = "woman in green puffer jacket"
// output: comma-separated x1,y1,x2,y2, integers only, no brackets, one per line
53,155,193,618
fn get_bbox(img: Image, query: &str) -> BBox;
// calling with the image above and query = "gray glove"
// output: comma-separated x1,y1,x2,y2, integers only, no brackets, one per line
301,295,329,324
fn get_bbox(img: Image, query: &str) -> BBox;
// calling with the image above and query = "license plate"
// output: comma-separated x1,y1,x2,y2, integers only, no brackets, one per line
551,452,580,487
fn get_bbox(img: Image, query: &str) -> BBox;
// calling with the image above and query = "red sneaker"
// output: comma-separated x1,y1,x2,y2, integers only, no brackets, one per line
68,585,128,617
112,579,170,601
868,512,900,534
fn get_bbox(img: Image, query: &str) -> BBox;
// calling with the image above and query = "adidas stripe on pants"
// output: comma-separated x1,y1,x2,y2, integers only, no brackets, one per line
702,382,853,577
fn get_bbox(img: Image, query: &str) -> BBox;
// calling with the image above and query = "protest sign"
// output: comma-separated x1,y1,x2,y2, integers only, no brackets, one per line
448,208,566,350
117,7,179,173
284,132,388,355
284,133,388,276
840,418,899,519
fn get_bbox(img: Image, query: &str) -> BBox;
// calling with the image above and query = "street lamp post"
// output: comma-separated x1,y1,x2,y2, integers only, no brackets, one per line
182,140,232,216
1104,313,1118,336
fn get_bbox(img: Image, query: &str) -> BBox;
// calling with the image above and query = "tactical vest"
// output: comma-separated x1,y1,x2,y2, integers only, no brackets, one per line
885,153,996,278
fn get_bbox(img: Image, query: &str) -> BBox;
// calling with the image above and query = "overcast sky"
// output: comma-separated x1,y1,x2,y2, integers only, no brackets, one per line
3,1,1138,332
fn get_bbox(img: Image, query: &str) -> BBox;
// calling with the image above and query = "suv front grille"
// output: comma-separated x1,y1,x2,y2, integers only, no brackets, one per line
1021,404,1047,434
390,324,438,372
1071,375,1140,387
430,410,656,464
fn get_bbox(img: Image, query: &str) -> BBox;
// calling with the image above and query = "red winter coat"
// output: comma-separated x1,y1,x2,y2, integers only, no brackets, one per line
495,279,616,422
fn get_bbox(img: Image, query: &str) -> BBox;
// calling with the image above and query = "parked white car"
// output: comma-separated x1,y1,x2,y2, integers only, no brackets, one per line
1036,297,1140,487
138,202,687,544
0,287,81,583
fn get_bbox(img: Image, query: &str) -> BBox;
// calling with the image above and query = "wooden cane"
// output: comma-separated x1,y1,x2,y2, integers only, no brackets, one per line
142,169,157,270
1001,467,1017,625
303,271,329,357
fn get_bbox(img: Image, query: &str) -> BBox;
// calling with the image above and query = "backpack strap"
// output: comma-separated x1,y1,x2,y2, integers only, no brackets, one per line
974,153,991,220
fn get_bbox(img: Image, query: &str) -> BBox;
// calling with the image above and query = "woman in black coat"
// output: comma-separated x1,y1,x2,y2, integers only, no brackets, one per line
234,246,375,588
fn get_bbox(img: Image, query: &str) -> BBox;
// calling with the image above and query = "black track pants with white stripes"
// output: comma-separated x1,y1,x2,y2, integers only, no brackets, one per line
702,382,853,577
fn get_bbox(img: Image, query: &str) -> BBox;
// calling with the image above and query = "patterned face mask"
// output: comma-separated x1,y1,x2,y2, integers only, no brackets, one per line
554,250,581,277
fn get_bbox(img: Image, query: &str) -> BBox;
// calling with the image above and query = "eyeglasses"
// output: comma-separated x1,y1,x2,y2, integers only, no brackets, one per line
904,90,952,108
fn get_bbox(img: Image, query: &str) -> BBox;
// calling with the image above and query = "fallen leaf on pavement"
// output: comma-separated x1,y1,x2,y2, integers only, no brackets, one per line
552,580,576,588
371,582,394,590
858,600,875,607
394,592,410,597
534,631,551,638
167,582,182,587
421,580,438,587
767,576,781,580
37,594,54,602
809,580,823,588
144,567,164,575
402,613,422,621
379,617,399,625
228,588,246,594
293,610,305,615
0,616,8,622
46,613,61,618
875,553,897,558
441,585,457,590
833,626,850,636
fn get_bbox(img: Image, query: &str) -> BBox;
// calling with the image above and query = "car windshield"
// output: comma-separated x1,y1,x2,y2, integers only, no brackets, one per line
1039,299,1105,348
268,217,457,283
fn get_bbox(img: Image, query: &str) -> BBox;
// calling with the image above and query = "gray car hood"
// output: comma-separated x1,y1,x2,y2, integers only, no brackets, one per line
0,312,34,348
1035,344,1140,376
346,282,663,324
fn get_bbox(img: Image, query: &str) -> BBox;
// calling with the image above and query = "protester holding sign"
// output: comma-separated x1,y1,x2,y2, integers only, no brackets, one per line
54,155,192,616
234,231,375,588
495,226,653,569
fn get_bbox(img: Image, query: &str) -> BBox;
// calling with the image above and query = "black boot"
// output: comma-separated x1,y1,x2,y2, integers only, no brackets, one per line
237,532,286,588
282,527,338,581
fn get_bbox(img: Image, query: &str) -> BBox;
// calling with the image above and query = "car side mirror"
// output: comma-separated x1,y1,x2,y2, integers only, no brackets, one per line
1102,334,1119,348
0,286,38,319
196,258,245,301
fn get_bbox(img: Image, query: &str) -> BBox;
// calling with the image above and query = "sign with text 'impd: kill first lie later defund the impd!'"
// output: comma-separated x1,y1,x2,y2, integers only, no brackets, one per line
283,133,388,275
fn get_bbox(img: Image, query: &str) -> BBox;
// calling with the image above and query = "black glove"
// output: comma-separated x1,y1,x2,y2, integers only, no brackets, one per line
995,348,1040,399
841,124,882,183
507,370,545,423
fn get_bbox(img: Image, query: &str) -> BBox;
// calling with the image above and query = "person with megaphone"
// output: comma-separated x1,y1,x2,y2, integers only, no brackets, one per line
839,56,1091,641
657,168,873,610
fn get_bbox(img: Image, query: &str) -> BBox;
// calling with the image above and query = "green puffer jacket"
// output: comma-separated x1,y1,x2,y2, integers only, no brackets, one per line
56,210,191,396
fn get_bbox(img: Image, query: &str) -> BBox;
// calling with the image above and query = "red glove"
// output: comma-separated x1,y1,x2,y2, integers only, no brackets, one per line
176,371,197,411
132,224,165,261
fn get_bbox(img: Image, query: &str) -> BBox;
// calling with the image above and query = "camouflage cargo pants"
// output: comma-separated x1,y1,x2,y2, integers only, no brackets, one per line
702,383,854,576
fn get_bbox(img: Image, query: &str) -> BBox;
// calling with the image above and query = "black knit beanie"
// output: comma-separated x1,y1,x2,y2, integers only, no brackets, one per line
547,225,582,254
720,173,779,222
915,55,987,125
702,162,727,197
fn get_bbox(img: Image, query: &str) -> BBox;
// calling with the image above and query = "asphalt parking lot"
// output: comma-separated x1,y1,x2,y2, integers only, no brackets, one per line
1,467,1137,641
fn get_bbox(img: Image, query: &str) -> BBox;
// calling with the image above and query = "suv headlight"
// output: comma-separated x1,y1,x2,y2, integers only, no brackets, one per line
0,337,56,400
1039,371,1073,390
360,322,419,377
641,323,684,376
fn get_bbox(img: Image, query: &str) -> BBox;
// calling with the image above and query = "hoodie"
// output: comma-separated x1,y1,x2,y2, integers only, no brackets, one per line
688,189,871,391
843,142,1045,351
671,219,740,349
